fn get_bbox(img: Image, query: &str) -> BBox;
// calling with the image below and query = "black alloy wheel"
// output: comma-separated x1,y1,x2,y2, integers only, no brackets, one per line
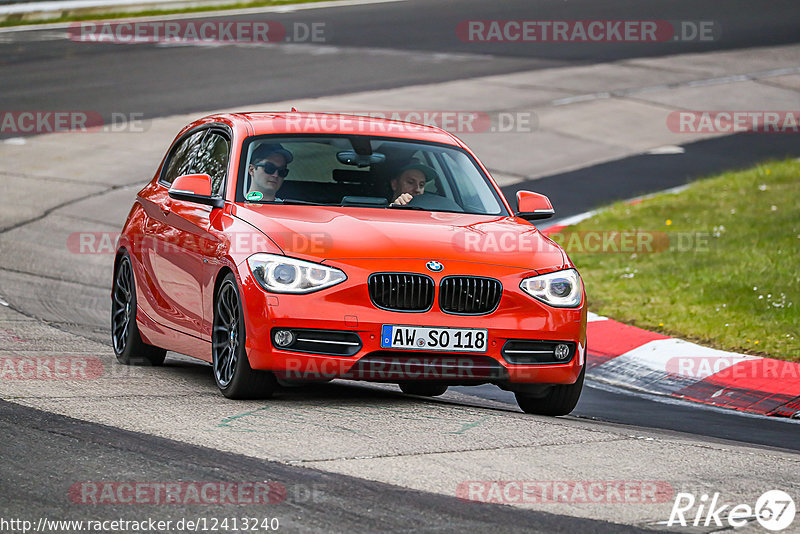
111,253,166,366
212,273,277,399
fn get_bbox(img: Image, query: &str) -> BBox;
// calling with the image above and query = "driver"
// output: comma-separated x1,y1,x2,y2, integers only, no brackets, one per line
389,162,438,206
246,143,293,202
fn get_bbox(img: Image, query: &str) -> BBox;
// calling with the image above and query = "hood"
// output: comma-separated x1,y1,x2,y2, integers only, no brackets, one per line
233,204,567,271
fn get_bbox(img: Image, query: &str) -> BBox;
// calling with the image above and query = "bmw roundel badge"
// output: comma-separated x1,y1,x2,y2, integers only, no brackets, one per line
426,261,444,272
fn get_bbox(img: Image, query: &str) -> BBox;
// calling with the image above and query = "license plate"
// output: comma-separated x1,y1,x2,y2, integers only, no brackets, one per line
380,325,488,353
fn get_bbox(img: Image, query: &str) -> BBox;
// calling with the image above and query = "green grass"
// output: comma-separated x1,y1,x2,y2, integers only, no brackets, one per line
552,159,800,362
0,0,330,27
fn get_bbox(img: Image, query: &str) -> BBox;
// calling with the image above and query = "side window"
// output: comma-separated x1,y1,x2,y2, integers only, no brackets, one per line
194,132,230,196
420,151,449,197
441,151,502,214
161,130,206,185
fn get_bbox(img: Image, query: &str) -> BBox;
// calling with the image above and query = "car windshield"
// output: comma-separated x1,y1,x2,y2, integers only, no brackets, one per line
238,136,507,216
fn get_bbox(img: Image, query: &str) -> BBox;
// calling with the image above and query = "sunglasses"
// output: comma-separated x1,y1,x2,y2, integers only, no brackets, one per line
254,162,289,178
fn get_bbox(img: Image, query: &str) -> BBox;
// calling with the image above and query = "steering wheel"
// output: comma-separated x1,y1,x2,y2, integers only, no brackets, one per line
406,193,463,212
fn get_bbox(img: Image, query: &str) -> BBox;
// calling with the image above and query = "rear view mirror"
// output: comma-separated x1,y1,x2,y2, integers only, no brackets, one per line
337,150,386,168
168,174,224,209
515,190,554,221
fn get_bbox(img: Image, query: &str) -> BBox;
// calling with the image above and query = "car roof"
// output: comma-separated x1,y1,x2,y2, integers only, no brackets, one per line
228,111,464,145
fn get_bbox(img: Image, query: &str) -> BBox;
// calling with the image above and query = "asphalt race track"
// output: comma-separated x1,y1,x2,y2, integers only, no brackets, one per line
1,1,799,532
1,0,799,128
0,400,651,534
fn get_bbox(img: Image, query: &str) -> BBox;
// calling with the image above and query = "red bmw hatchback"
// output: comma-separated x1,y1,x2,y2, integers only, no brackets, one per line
112,112,587,415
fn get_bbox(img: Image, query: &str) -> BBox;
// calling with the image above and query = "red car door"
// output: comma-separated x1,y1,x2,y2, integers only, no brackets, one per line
139,128,230,339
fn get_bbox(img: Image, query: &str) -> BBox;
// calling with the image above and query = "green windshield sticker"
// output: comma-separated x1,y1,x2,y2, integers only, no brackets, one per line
246,191,263,201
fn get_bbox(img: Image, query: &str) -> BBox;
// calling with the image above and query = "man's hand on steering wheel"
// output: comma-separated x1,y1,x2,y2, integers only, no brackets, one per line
391,193,414,206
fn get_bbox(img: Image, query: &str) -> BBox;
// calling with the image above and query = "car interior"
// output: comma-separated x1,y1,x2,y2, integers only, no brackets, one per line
239,137,507,215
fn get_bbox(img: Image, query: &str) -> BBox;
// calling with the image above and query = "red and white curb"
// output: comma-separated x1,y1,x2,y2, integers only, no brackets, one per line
540,202,800,419
584,312,800,418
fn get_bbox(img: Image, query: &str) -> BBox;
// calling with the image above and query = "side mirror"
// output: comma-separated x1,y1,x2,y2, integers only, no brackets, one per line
168,174,224,209
515,190,554,221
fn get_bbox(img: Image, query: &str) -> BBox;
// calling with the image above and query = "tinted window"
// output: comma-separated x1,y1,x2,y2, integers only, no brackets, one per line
194,132,230,196
241,137,505,215
161,130,205,185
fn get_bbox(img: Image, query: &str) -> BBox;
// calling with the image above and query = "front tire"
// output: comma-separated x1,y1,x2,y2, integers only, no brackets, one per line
515,365,585,416
212,273,277,399
111,253,166,366
398,382,448,397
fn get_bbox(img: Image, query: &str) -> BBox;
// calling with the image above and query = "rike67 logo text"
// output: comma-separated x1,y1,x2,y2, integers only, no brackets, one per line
668,490,795,531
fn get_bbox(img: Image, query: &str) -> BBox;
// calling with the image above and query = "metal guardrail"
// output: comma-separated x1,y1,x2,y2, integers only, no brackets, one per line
0,0,59,4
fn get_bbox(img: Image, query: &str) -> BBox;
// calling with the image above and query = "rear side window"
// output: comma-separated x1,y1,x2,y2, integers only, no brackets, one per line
161,130,206,185
194,132,230,196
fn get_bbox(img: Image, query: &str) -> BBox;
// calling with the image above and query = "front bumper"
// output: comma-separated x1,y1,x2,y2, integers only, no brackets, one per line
236,258,587,386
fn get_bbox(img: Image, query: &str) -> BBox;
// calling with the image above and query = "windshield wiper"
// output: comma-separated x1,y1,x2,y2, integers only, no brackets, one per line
278,199,331,206
389,205,468,214
388,204,426,210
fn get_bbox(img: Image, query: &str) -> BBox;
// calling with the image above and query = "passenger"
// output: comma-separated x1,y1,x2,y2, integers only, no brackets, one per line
246,143,293,201
389,162,437,206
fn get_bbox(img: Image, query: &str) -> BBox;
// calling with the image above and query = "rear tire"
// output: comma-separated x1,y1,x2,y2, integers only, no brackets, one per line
515,365,585,416
111,253,166,366
398,382,448,397
212,273,277,399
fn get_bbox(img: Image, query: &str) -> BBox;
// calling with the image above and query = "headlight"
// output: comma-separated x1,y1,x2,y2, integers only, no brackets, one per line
246,253,346,294
520,269,582,308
